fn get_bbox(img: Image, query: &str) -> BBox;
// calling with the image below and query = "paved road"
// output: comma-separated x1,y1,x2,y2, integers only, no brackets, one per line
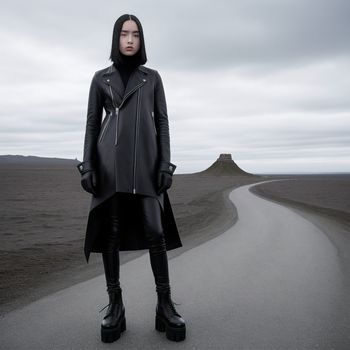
1,181,349,349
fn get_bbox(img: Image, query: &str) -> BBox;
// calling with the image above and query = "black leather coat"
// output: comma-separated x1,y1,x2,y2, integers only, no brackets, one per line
77,64,182,262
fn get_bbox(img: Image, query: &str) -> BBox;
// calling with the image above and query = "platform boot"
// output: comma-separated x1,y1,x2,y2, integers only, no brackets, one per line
99,214,126,343
99,282,126,343
149,238,186,341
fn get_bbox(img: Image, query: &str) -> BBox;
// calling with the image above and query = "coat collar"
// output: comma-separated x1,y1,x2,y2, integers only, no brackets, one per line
102,64,148,107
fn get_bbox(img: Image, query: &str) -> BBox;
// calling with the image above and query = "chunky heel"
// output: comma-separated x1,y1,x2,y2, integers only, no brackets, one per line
155,315,166,332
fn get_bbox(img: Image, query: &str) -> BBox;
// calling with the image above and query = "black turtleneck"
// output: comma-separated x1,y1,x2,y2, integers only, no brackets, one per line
117,63,137,88
114,53,140,89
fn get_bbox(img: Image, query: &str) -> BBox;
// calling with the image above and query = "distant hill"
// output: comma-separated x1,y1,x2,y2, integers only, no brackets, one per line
198,153,254,176
0,154,254,176
0,155,80,167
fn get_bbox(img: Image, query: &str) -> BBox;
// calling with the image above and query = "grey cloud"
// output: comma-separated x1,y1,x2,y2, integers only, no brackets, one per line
2,0,350,71
1,0,349,173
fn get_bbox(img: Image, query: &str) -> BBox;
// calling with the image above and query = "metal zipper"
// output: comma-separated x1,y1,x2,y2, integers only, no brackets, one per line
133,89,142,194
120,80,146,107
107,84,120,146
114,107,119,145
106,74,147,194
108,85,115,107
98,112,112,143
120,80,146,194
105,63,146,107
106,70,146,110
151,111,157,136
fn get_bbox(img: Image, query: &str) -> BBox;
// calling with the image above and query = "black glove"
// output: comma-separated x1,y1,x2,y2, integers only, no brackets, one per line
157,172,172,195
156,161,177,195
77,161,98,196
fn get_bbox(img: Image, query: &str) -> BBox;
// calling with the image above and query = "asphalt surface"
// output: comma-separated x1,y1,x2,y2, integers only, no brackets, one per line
1,181,349,349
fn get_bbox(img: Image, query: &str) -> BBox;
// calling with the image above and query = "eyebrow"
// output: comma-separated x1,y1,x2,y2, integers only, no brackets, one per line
121,30,139,33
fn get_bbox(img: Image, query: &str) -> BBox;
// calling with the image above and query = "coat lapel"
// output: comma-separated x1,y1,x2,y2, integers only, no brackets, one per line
102,64,148,108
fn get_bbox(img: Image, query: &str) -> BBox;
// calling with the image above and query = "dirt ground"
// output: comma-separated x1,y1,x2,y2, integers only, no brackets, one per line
250,174,350,225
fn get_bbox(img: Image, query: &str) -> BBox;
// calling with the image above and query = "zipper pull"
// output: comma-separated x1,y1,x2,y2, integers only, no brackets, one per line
151,111,157,135
114,107,120,146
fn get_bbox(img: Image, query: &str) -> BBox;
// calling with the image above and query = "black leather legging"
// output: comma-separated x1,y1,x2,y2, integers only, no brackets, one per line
102,192,170,293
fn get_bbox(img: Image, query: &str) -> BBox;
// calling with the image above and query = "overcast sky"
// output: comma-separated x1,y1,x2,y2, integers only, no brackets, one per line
1,0,349,173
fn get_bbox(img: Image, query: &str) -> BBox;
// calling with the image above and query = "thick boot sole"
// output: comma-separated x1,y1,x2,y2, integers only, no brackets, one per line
101,316,126,343
155,314,186,342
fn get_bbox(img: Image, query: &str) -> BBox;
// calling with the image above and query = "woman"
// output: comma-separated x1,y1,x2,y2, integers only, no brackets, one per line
76,14,186,343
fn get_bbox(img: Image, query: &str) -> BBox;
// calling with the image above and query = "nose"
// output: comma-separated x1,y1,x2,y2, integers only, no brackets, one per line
127,33,133,43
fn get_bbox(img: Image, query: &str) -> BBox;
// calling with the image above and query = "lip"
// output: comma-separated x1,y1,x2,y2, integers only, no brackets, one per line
126,47,134,50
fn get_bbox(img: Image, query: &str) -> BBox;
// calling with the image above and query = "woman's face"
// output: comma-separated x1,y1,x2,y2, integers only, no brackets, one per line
119,19,140,56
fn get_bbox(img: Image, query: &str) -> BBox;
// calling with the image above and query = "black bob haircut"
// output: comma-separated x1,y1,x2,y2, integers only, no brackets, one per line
109,14,147,66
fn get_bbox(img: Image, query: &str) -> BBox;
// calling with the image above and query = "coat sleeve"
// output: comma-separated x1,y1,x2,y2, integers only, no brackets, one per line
77,72,103,175
154,70,177,176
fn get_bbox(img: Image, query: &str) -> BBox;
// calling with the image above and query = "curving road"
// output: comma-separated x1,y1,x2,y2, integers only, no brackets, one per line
1,181,349,349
